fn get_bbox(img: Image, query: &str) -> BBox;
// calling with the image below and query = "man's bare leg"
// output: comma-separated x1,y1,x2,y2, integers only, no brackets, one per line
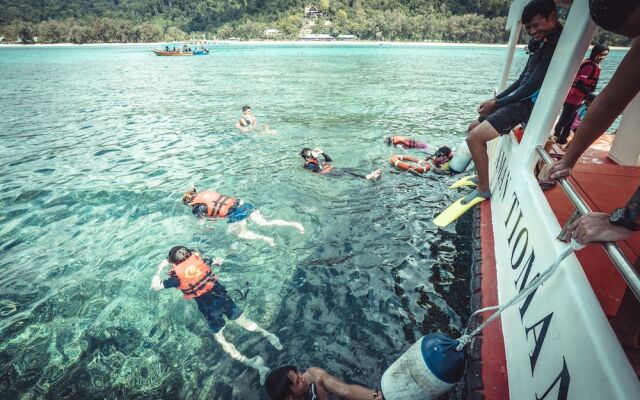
249,210,304,233
233,314,283,350
466,120,500,194
214,329,270,384
228,220,275,246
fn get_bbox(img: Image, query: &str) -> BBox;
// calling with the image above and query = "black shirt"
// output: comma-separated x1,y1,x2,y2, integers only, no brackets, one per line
496,26,563,107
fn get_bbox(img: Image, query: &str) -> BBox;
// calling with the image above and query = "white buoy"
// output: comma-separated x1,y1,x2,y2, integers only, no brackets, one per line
449,142,473,174
380,333,465,400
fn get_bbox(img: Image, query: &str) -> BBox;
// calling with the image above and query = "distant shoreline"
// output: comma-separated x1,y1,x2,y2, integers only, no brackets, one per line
0,40,631,51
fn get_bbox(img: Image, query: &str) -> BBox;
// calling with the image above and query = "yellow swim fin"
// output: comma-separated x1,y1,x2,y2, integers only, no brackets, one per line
434,192,488,227
449,175,478,189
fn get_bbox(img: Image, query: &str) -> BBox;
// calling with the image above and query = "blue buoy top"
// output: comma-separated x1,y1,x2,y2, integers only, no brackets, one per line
421,333,466,384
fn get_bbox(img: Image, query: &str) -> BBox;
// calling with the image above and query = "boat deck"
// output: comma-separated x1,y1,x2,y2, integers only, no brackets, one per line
545,134,640,316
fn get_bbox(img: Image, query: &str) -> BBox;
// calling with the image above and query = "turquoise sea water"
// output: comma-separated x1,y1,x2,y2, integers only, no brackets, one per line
0,44,625,399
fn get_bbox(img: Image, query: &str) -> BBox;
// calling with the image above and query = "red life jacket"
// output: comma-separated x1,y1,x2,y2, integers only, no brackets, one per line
191,191,238,218
566,59,600,105
170,254,217,299
306,158,333,174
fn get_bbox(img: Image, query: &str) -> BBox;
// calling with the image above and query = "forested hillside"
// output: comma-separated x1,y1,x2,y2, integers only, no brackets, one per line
0,0,628,45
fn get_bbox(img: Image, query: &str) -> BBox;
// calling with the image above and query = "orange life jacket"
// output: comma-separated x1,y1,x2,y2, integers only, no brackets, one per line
191,191,238,218
170,254,217,299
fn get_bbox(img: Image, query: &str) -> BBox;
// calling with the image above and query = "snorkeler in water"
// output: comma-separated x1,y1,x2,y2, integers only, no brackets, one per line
182,187,304,246
429,145,455,174
236,105,257,130
265,365,383,400
300,148,383,180
151,246,282,385
384,135,431,152
235,105,272,133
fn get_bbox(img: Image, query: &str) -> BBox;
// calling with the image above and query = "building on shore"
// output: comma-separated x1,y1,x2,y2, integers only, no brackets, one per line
304,6,323,19
300,33,334,41
263,29,281,38
336,34,357,41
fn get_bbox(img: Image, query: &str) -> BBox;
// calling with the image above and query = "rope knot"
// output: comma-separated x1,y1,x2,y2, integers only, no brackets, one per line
455,334,472,351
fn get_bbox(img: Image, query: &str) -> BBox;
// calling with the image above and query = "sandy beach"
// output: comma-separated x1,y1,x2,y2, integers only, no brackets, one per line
0,40,630,50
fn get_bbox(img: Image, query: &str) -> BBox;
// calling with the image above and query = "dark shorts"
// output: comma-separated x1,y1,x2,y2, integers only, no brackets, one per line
195,283,243,333
480,101,534,136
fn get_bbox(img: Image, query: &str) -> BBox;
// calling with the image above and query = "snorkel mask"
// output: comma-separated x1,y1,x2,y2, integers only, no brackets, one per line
182,187,197,204
300,148,313,160
384,136,392,145
433,146,453,167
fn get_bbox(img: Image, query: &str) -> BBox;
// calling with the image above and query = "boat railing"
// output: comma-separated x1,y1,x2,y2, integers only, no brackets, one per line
535,145,640,302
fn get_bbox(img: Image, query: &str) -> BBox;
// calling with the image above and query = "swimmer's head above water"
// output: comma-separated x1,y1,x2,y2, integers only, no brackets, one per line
384,136,392,145
182,186,197,205
300,148,323,160
167,246,193,264
300,148,313,160
265,365,304,400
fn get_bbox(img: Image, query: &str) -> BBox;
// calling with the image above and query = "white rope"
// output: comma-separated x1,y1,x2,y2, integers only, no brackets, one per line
455,239,584,351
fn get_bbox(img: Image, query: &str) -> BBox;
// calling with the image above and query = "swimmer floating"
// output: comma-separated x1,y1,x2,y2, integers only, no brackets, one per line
183,187,304,247
301,148,383,180
151,246,282,385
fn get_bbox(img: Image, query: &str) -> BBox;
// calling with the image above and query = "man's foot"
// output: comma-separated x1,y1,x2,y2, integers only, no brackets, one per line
247,356,270,385
265,333,283,350
366,169,383,181
461,189,491,204
291,222,305,234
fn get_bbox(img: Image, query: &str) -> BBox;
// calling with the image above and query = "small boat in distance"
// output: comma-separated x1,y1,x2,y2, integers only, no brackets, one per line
152,43,209,56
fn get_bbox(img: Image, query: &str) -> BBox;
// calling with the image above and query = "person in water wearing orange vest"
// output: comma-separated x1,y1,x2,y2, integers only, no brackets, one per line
182,187,304,246
553,43,609,145
300,148,383,180
265,365,383,400
151,246,282,384
384,135,430,152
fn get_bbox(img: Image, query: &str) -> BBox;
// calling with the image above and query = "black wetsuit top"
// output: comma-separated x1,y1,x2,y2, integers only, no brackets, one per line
495,26,563,107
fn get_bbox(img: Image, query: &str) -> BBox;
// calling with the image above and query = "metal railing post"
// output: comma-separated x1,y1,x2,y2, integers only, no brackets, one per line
536,145,640,302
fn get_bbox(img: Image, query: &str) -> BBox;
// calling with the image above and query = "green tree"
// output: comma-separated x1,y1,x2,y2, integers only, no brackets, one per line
217,24,233,39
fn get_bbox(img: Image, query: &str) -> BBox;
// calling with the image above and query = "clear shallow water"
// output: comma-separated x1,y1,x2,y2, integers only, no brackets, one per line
0,44,625,399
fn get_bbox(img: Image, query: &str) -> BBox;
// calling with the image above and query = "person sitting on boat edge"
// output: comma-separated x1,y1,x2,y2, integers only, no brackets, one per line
384,135,431,152
539,0,640,377
182,187,304,246
236,105,257,130
300,148,383,180
553,43,609,145
464,0,562,203
265,365,384,400
150,246,282,384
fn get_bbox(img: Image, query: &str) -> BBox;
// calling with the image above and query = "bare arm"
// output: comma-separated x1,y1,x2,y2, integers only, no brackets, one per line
565,212,632,244
150,259,169,291
314,368,382,400
540,39,640,180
